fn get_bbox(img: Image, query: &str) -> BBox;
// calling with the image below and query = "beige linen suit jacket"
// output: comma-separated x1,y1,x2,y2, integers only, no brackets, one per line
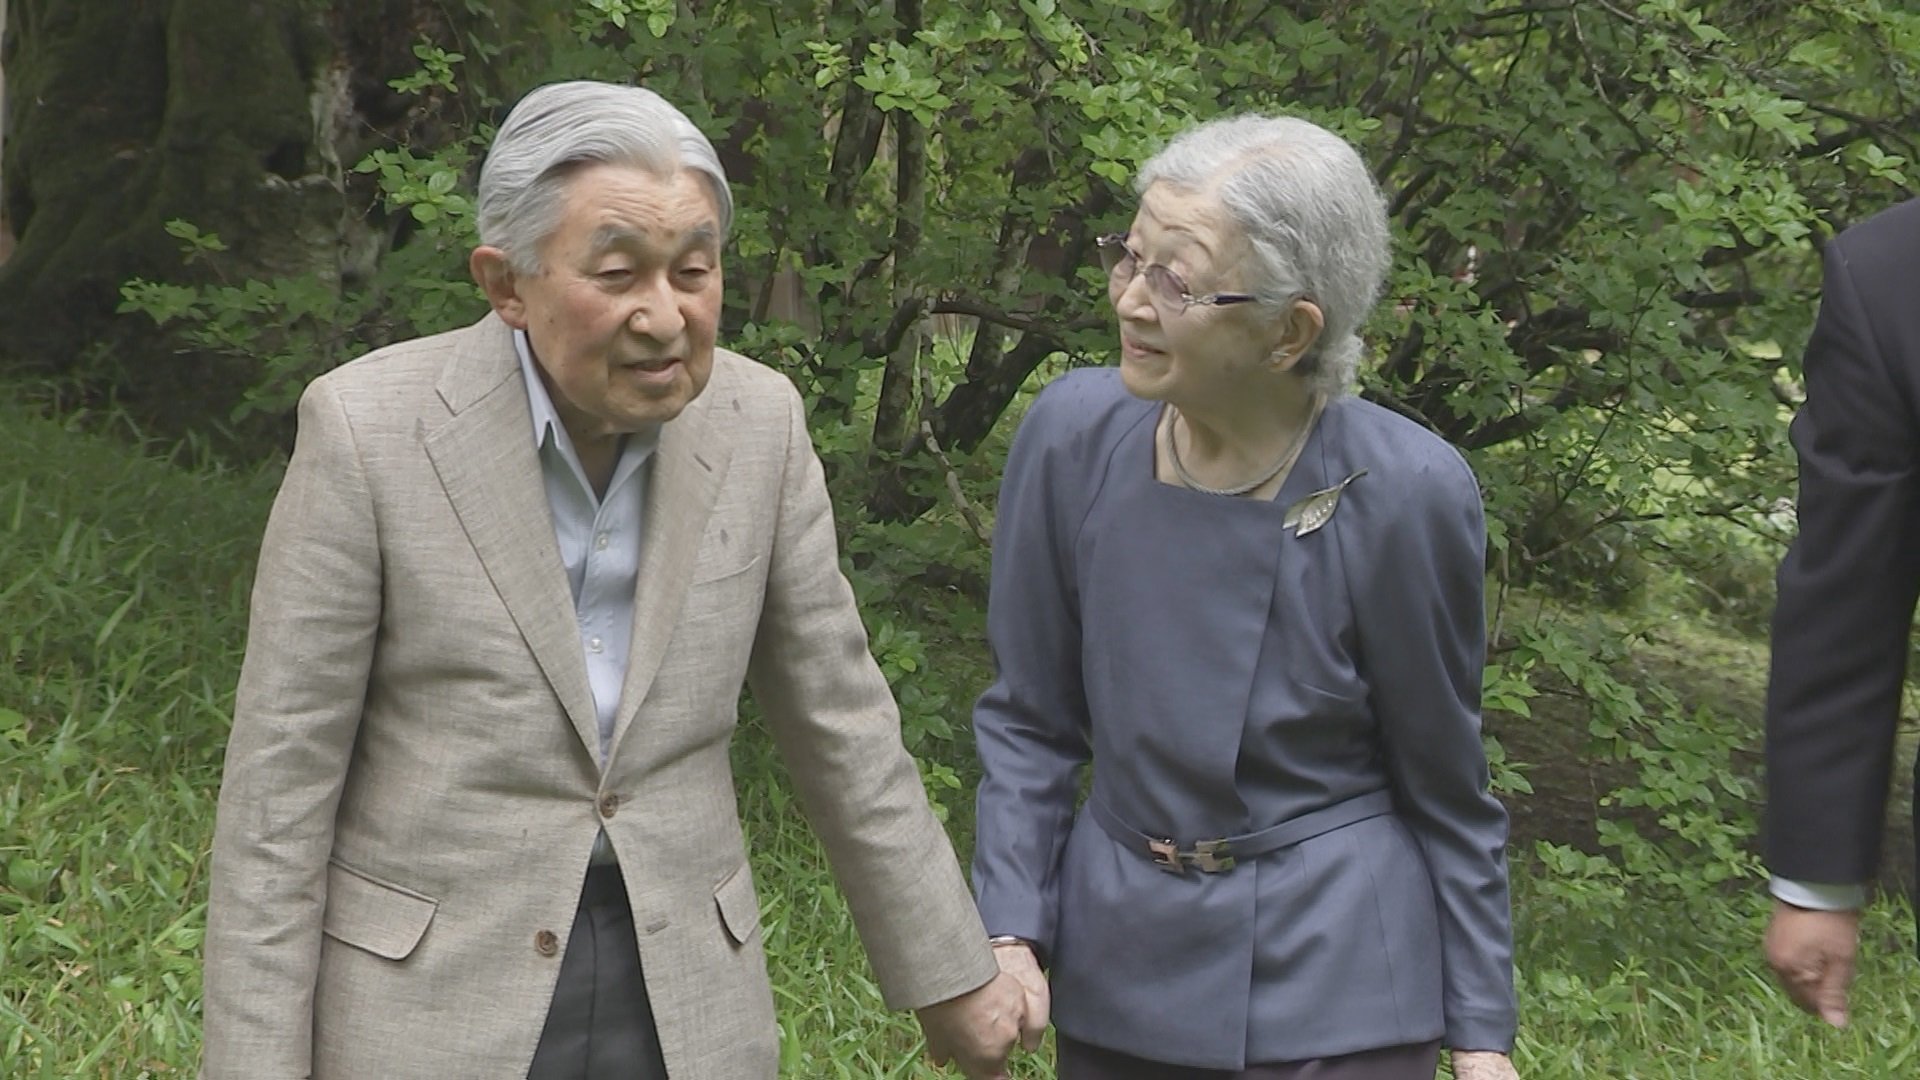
200,314,995,1079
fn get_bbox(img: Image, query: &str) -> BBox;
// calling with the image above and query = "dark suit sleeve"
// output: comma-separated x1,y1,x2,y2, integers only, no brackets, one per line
1355,448,1516,1051
970,384,1095,957
1765,231,1920,887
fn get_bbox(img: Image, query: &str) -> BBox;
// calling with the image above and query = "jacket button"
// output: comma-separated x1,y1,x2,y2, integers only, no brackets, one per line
534,929,559,957
598,792,620,819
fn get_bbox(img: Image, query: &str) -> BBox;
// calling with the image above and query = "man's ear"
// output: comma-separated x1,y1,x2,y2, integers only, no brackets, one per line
1270,299,1325,373
470,246,530,329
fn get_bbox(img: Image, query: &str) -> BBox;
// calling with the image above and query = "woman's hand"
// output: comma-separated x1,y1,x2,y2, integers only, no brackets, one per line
1450,1050,1518,1080
916,973,1023,1080
991,940,1051,1051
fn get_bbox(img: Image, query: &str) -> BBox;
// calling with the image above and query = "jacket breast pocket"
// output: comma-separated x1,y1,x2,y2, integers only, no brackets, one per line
714,861,761,947
686,554,765,626
321,859,439,960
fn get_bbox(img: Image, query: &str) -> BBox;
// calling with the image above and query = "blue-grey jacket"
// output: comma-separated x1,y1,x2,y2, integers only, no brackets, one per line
971,368,1516,1069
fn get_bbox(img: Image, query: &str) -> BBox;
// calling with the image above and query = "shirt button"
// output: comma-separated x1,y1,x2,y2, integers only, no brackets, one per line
588,636,604,654
534,929,560,957
594,532,610,551
598,792,620,819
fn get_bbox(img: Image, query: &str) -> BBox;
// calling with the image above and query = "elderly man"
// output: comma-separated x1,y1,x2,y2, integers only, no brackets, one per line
200,80,1022,1080
1764,197,1920,1030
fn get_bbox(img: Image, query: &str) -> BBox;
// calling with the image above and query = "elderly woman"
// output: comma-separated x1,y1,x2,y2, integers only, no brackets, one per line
970,114,1519,1080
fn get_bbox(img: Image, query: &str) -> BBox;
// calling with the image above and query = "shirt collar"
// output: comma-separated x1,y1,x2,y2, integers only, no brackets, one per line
513,328,567,451
512,329,662,497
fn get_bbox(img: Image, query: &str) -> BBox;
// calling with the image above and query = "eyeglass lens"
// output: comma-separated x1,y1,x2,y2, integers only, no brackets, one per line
1099,238,1191,308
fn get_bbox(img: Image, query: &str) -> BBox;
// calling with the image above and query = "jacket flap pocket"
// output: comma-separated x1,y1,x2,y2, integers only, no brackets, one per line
713,862,760,946
690,553,762,587
322,860,438,960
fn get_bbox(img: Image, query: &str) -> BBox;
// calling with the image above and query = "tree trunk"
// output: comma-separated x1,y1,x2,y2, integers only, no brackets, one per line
1,0,319,387
0,0,550,416
0,0,11,265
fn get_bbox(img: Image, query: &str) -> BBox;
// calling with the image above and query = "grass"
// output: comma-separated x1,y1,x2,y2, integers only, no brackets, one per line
3,393,1918,1078
1,405,276,1077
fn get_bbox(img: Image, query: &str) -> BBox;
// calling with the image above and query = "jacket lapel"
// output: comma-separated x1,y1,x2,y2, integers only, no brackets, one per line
422,316,601,755
606,372,734,761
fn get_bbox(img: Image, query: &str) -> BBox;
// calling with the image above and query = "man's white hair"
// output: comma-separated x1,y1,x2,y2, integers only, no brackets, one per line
476,81,732,275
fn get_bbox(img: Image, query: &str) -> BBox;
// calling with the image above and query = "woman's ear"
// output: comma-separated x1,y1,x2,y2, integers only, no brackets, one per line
1270,298,1325,372
470,246,530,329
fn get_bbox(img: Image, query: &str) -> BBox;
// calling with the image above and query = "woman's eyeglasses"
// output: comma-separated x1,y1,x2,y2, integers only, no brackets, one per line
1096,234,1259,314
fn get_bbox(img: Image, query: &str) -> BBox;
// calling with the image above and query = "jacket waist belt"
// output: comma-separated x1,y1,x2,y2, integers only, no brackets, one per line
1087,788,1396,874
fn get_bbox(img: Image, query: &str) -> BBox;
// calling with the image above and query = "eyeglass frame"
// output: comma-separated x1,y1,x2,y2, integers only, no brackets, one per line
1096,233,1264,314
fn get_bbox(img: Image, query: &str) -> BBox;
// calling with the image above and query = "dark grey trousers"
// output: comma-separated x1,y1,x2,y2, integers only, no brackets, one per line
527,864,669,1080
1058,1034,1443,1080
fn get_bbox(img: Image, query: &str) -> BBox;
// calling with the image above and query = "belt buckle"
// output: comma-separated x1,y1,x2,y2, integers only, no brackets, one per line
1189,839,1235,873
1147,837,1186,874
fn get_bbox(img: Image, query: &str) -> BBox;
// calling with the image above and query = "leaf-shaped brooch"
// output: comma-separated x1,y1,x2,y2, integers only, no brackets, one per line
1284,469,1368,538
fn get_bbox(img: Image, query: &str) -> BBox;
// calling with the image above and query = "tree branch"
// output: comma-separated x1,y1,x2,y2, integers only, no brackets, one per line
928,295,1100,340
1676,287,1761,310
916,360,990,546
865,295,928,358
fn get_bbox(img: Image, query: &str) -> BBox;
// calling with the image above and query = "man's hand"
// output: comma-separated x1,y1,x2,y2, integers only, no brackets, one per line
991,940,1049,1051
1451,1050,1519,1079
916,971,1025,1079
1765,900,1861,1027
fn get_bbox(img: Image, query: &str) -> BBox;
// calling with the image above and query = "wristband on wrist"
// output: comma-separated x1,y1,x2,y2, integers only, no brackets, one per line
987,934,1047,967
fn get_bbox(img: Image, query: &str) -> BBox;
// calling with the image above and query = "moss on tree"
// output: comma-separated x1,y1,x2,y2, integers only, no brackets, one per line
0,0,342,419
0,0,552,420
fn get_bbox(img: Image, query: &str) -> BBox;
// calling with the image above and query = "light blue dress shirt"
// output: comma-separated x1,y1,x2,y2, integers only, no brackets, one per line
514,331,658,862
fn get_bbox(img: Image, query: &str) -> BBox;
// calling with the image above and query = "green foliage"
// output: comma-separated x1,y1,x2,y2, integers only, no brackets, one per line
389,42,468,96
115,43,493,424
120,226,370,423
1646,510,1790,635
577,0,677,37
1493,612,1761,921
119,232,480,423
0,400,275,1076
114,1,1920,560
113,0,1920,614
840,507,999,822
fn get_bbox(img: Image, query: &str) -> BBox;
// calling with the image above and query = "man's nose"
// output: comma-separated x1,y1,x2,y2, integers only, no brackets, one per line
626,277,685,339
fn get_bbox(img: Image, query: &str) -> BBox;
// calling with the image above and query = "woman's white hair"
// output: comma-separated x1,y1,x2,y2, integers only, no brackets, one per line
1136,114,1389,396
476,81,733,275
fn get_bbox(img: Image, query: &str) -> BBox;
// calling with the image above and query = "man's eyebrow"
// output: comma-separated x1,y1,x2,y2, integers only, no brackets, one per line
587,223,721,256
586,225,641,255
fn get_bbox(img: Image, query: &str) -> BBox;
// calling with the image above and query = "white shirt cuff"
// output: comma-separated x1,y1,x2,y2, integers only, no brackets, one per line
1769,876,1867,911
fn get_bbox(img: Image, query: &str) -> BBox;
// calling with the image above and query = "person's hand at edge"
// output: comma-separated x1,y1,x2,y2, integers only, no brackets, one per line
1765,900,1861,1028
916,970,1025,1079
991,940,1049,1052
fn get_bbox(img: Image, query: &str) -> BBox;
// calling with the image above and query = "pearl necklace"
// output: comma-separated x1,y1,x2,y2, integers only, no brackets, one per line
1166,400,1317,497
